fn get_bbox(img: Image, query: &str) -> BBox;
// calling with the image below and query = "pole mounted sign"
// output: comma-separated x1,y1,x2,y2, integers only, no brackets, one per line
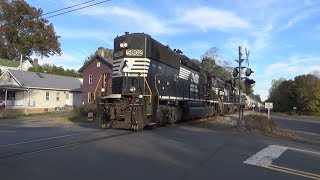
264,102,273,120
265,102,273,109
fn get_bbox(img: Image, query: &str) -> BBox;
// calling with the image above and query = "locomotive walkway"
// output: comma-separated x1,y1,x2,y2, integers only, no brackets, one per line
0,113,318,179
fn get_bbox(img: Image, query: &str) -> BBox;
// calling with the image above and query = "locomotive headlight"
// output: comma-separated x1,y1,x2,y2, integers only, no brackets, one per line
120,42,128,48
129,86,136,93
101,88,105,92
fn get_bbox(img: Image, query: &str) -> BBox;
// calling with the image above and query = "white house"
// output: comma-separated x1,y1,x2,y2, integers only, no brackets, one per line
0,59,33,74
0,69,82,115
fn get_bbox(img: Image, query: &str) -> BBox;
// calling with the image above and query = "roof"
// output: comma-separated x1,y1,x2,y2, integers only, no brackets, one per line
78,54,113,73
0,58,20,67
7,69,82,91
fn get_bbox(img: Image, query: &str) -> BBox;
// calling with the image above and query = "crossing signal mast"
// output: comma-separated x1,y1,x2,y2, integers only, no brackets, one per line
233,46,255,128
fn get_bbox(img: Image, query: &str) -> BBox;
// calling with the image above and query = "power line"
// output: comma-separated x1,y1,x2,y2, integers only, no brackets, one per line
44,0,111,19
42,0,96,16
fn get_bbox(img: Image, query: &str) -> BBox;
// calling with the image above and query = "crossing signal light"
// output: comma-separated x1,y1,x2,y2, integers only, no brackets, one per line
233,68,239,77
244,78,255,86
245,68,254,77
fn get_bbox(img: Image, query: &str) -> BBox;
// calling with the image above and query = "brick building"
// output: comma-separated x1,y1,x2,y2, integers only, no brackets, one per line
78,48,113,104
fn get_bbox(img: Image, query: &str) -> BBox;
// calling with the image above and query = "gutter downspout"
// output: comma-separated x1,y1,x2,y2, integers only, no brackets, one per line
4,89,7,107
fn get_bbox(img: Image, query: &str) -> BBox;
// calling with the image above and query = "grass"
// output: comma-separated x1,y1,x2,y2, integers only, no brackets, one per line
0,58,20,67
244,114,294,139
68,113,88,123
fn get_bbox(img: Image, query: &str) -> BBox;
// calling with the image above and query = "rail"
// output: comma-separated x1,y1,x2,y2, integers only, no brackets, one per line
143,76,152,104
94,74,103,101
155,74,161,108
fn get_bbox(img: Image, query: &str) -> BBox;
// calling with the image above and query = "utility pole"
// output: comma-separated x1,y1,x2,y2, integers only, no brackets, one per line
233,46,253,128
237,46,244,128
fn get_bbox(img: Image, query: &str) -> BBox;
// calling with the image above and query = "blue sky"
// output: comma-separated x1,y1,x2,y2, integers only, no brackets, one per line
26,0,320,101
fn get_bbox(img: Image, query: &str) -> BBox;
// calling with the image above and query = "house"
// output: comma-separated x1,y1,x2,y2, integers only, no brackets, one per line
78,47,113,104
0,69,82,115
0,58,34,74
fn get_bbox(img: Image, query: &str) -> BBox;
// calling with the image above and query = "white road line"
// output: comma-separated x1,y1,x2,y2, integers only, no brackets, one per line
284,129,320,137
243,145,288,166
289,147,320,155
0,130,16,133
0,124,38,127
0,134,78,148
272,116,320,124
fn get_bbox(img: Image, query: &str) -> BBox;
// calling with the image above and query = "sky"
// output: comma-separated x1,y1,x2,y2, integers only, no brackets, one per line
26,0,320,101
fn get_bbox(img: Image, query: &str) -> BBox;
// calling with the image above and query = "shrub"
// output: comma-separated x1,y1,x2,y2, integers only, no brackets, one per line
75,103,98,116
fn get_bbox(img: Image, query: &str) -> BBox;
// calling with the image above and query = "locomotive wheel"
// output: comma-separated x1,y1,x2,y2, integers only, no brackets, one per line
168,107,181,124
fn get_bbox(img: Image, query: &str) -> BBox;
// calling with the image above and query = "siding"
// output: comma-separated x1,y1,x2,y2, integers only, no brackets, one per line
0,71,20,86
82,58,112,104
27,89,81,108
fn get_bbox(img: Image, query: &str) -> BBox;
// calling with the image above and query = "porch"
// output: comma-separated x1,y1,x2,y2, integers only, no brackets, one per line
0,86,28,109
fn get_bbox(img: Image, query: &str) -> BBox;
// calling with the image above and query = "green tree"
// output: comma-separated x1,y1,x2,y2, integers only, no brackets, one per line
83,47,113,66
0,0,61,60
294,74,320,113
28,64,81,77
83,53,94,66
200,47,232,81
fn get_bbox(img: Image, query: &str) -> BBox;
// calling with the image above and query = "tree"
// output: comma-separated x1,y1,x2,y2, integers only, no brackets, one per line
28,63,81,77
268,74,320,114
0,0,61,60
242,82,254,95
83,54,94,66
200,47,232,81
83,47,113,66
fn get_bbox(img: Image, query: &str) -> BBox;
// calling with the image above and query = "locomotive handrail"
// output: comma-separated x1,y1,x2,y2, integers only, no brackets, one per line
94,74,103,101
155,74,161,108
143,76,152,104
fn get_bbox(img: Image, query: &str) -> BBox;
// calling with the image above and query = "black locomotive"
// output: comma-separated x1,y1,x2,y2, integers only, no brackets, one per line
99,32,239,130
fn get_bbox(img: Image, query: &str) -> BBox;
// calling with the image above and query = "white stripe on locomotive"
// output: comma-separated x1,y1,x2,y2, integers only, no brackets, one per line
112,58,150,77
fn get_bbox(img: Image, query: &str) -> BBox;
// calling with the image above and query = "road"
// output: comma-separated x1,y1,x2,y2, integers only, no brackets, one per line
272,115,320,146
0,115,319,180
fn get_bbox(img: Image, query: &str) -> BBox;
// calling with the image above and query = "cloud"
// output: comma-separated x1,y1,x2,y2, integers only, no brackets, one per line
55,27,114,45
33,52,86,70
175,6,251,32
265,54,320,75
279,7,320,31
73,5,181,35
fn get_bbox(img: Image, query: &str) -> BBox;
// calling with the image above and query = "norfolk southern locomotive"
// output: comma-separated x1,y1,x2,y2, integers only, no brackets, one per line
98,32,238,130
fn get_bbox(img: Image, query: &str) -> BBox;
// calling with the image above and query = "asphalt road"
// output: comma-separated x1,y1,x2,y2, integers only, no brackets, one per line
0,115,319,180
272,115,320,134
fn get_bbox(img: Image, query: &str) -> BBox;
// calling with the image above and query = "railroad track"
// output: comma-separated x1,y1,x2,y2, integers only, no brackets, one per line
0,130,133,160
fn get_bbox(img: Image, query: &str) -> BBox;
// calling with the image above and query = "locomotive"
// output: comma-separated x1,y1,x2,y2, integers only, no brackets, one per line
98,32,239,130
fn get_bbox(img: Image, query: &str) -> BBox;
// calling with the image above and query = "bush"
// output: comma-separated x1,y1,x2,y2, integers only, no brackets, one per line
244,115,276,133
75,103,98,116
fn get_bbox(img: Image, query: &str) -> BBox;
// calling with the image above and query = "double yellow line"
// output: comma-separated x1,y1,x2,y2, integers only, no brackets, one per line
264,164,320,179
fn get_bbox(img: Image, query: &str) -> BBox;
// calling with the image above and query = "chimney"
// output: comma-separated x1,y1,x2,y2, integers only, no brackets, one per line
34,58,38,65
97,47,105,58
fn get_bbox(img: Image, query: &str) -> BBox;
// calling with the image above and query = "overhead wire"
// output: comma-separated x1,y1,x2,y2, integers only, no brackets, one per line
42,0,96,16
43,0,111,19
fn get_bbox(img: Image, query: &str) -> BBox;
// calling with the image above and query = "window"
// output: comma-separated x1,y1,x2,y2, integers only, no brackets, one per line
46,92,50,100
103,74,108,87
97,62,101,67
89,74,93,84
66,93,69,99
56,92,60,101
88,92,93,103
8,91,15,100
